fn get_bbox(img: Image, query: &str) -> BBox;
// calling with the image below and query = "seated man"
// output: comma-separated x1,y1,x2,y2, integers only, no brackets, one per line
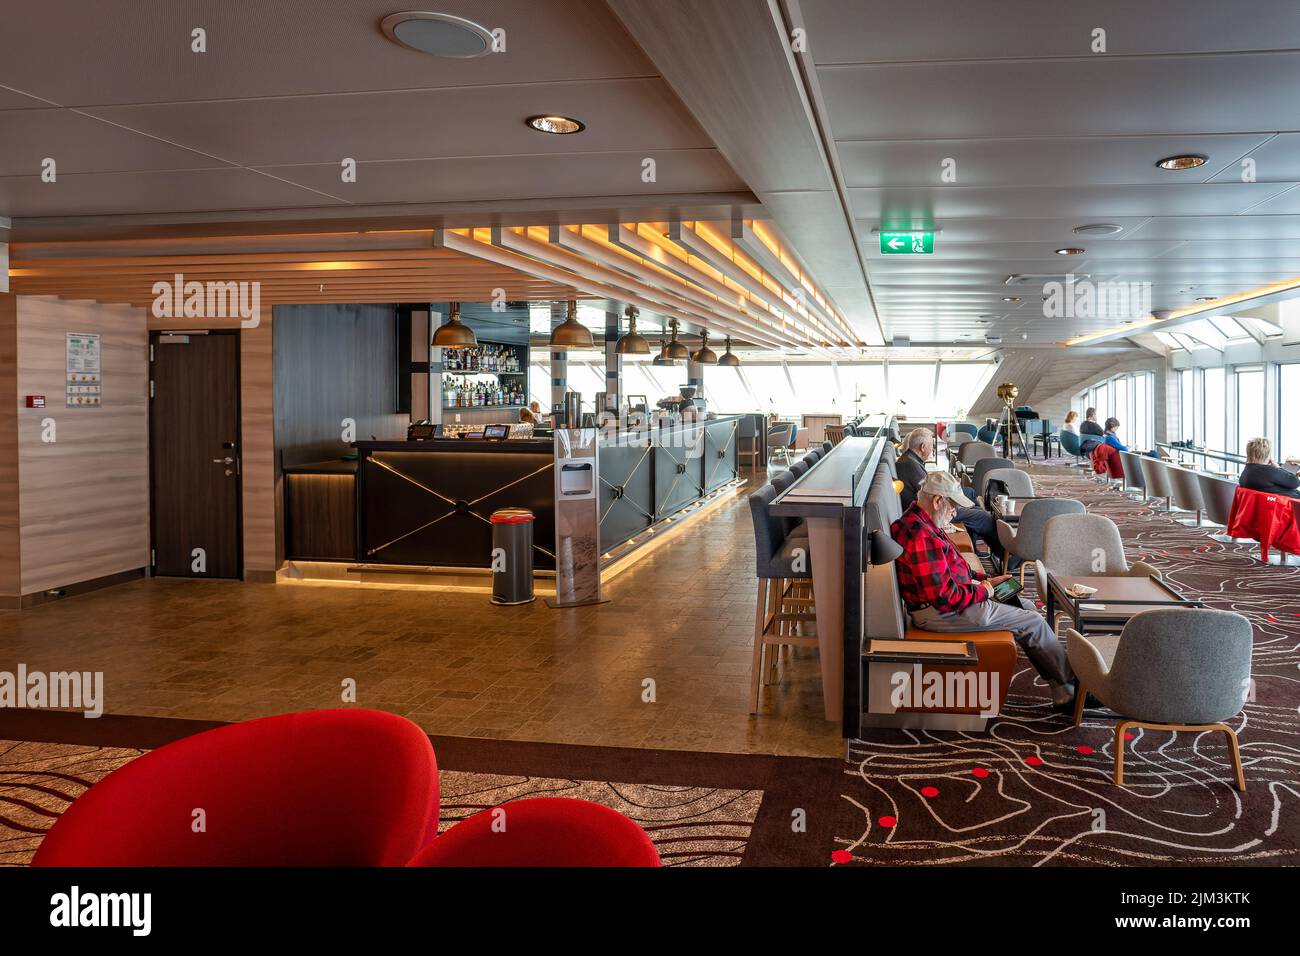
891,471,1080,710
897,428,1011,569
1078,407,1105,455
1240,437,1300,498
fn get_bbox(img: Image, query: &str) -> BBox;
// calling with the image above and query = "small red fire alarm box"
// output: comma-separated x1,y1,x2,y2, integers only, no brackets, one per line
25,395,46,408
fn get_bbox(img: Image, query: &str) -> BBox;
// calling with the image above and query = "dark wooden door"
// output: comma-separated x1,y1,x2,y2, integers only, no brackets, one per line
150,332,242,578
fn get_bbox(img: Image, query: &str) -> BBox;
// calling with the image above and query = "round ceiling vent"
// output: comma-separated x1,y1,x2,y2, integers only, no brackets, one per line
1073,223,1123,237
381,12,494,58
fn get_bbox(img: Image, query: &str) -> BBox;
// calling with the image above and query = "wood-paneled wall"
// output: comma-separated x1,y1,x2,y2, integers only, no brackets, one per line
241,306,278,578
13,296,149,595
0,295,19,598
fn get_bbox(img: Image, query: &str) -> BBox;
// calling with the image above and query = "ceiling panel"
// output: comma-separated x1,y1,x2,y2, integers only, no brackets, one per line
1206,133,1300,183
1124,215,1300,240
255,150,745,204
849,183,1293,221
0,108,228,176
82,79,714,167
0,168,342,218
0,0,654,106
799,0,1300,63
817,56,1300,141
837,135,1271,189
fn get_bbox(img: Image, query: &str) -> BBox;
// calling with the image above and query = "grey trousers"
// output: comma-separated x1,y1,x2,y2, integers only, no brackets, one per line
911,598,1073,686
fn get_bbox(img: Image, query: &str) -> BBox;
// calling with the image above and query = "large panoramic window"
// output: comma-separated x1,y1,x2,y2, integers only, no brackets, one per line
1132,372,1152,452
1179,368,1195,442
1280,363,1300,462
703,364,755,413
742,364,797,417
786,364,848,415
1203,366,1226,453
935,363,994,418
837,364,889,418
888,363,938,416
1235,366,1265,456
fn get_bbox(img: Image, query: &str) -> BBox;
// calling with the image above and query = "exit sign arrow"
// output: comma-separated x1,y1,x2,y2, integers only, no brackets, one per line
879,231,935,255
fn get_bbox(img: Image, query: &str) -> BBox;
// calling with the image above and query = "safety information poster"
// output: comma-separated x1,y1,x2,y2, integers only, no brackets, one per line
66,332,102,407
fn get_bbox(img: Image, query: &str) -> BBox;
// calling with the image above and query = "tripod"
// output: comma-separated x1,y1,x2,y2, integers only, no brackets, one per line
998,403,1032,463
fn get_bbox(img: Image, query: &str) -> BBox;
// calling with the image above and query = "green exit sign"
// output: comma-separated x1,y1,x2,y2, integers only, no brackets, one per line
879,231,935,255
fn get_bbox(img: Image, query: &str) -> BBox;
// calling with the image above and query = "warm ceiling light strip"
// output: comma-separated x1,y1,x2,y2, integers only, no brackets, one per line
549,225,793,348
489,227,792,350
732,219,856,345
436,229,735,340
601,224,826,352
668,221,848,349
1065,274,1300,346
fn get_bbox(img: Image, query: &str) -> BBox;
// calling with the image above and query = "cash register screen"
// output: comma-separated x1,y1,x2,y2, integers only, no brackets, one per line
483,424,510,440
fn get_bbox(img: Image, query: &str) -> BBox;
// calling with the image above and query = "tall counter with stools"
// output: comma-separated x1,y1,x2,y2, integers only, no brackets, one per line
768,433,886,731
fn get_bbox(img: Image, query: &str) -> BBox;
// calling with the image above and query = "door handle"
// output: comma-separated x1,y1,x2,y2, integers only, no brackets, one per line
213,457,234,464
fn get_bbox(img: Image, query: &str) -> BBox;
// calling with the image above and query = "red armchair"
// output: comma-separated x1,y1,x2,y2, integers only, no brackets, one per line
32,709,439,867
1092,442,1123,479
1227,485,1300,562
407,798,660,867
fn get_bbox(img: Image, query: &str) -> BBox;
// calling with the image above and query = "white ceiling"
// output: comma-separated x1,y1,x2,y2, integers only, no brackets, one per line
0,0,748,220
797,0,1300,343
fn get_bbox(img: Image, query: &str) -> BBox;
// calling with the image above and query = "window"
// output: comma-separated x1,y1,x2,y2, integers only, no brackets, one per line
1203,367,1225,453
935,363,994,418
742,364,797,417
529,362,551,410
838,364,888,418
701,364,754,412
1132,372,1152,452
1235,366,1265,456
887,363,938,416
1112,376,1129,435
786,364,846,415
1280,364,1300,462
1180,368,1195,442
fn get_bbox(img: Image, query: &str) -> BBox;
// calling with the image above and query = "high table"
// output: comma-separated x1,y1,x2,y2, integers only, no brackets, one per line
770,435,885,728
1046,573,1202,635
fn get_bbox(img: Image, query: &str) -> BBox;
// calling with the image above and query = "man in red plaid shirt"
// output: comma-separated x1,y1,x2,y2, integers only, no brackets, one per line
891,471,1078,709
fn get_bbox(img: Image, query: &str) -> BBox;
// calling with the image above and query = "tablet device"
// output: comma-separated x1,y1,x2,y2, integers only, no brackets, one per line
990,578,1023,604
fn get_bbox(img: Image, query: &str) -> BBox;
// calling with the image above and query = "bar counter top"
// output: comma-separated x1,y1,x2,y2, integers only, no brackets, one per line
353,438,552,453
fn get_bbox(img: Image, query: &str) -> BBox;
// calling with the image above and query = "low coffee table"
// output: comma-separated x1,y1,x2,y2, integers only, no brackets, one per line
990,496,1044,525
1046,573,1202,635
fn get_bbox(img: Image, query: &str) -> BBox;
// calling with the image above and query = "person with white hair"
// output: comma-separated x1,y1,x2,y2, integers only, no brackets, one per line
896,427,1010,569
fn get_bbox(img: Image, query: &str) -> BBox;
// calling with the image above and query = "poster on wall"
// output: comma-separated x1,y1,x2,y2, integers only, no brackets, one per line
65,331,102,407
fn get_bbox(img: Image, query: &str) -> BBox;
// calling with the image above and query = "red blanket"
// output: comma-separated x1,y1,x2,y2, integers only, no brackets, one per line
1227,485,1300,561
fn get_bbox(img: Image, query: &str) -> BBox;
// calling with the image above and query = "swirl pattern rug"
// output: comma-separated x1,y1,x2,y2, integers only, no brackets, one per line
835,467,1300,867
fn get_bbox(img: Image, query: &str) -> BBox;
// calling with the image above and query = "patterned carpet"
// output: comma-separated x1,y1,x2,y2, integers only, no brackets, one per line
834,465,1300,866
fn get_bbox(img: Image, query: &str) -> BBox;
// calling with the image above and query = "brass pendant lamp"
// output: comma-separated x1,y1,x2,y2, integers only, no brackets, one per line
652,334,675,366
663,318,690,360
549,299,594,350
615,305,650,355
690,329,718,365
717,335,741,366
431,302,478,348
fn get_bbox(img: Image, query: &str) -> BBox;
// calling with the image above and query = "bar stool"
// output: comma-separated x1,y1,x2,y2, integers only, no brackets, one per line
748,483,816,712
790,457,812,477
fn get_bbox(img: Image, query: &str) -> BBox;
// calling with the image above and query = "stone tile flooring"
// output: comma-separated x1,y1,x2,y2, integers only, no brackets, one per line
0,470,841,757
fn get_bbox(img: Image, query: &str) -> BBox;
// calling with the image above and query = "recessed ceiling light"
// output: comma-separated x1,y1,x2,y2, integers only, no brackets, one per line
1155,154,1208,170
1002,296,1021,302
1196,296,1218,302
1073,223,1123,237
1054,247,1085,256
380,12,494,58
527,115,585,134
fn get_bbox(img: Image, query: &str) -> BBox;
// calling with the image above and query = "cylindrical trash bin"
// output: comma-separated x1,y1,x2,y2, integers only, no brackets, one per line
490,508,535,605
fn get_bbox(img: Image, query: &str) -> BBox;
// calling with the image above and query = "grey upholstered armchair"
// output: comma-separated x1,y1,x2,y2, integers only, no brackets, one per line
1067,607,1252,790
978,465,1034,505
996,498,1086,584
1033,513,1161,589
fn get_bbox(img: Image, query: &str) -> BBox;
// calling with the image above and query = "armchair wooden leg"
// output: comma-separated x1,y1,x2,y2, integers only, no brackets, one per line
1019,562,1030,586
1114,720,1134,786
1073,683,1088,727
1221,724,1246,792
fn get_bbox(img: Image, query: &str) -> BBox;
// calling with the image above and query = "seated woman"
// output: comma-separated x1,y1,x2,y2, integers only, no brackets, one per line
1102,417,1128,452
1239,437,1300,498
518,407,536,424
1062,410,1080,435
